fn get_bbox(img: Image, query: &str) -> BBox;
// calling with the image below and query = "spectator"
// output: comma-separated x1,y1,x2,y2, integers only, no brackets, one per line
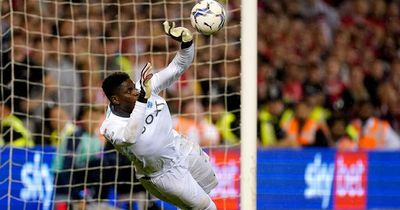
77,54,105,105
1,32,59,145
258,85,292,147
282,100,333,147
389,59,400,93
0,0,10,50
0,89,34,147
282,63,304,103
364,59,387,107
348,100,400,150
216,60,241,112
45,105,76,171
54,106,109,209
328,115,356,151
45,37,82,120
174,100,221,147
343,66,367,115
377,82,399,127
209,99,240,145
301,0,340,45
324,55,348,110
303,83,330,123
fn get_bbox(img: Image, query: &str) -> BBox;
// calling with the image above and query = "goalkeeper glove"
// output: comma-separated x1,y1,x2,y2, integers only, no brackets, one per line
163,21,193,48
138,62,153,103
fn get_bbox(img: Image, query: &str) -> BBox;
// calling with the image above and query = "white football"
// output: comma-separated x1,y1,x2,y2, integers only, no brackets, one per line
190,0,226,36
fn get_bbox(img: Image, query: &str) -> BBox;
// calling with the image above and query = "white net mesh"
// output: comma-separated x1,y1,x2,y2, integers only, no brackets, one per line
0,0,241,209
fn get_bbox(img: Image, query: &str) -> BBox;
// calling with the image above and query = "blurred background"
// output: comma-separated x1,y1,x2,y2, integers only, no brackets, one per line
1,0,400,209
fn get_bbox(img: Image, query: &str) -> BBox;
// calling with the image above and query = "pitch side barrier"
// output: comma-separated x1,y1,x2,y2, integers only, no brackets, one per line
1,147,400,210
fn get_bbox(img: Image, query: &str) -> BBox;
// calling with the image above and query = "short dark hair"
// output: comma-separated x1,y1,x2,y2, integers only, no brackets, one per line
102,72,130,102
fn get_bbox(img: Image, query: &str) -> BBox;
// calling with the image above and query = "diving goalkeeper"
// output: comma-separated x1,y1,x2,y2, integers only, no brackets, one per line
100,21,218,210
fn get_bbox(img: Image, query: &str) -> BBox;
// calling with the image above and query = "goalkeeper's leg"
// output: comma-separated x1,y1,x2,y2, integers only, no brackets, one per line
139,166,216,210
185,141,218,194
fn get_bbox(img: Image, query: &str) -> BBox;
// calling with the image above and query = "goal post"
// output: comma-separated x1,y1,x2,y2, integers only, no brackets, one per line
240,0,258,209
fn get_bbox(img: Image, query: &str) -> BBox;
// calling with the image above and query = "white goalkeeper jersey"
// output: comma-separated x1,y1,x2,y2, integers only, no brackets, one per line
100,45,194,178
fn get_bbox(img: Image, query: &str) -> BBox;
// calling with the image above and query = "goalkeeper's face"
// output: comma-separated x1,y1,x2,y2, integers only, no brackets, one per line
114,79,140,113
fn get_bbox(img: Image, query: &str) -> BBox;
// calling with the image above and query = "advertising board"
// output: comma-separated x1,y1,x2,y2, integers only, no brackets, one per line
1,147,400,209
0,147,55,210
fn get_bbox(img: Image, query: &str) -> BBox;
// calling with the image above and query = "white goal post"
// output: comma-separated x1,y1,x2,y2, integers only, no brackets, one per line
240,0,257,209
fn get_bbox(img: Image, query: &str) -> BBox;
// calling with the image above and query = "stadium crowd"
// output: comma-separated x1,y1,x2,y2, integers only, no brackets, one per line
257,0,400,150
1,0,400,209
0,0,241,148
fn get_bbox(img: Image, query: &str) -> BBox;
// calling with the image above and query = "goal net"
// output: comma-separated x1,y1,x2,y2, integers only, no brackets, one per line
0,0,242,209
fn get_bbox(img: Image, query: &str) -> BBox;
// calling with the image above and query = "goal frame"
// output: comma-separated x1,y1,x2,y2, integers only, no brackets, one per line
240,0,257,209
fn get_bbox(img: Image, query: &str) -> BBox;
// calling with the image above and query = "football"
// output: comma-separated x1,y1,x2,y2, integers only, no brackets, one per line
190,0,226,36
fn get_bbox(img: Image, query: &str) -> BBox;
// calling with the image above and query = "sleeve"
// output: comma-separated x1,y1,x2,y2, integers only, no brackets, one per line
100,102,147,145
151,44,194,94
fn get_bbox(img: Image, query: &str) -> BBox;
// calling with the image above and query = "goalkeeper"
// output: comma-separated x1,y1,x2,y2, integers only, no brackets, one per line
100,21,218,210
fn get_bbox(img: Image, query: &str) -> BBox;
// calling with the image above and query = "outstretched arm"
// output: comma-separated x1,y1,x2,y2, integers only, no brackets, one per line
101,103,146,145
151,45,194,94
121,102,147,144
151,21,195,94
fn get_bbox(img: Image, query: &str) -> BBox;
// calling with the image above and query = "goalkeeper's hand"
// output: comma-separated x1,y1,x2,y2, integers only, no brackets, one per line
163,21,193,46
138,62,153,103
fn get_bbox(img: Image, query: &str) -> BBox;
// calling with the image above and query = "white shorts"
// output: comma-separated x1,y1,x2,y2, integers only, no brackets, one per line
139,144,218,210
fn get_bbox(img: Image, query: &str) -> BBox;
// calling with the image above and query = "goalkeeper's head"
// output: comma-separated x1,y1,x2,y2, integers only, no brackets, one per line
102,72,139,114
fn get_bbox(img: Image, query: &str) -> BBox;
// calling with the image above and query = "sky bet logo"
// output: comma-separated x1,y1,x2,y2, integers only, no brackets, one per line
20,153,53,210
304,152,368,209
304,153,335,209
334,152,367,210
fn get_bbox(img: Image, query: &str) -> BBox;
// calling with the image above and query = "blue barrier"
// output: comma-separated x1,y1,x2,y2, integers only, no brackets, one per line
1,146,400,210
0,147,55,210
257,148,336,210
367,151,400,209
